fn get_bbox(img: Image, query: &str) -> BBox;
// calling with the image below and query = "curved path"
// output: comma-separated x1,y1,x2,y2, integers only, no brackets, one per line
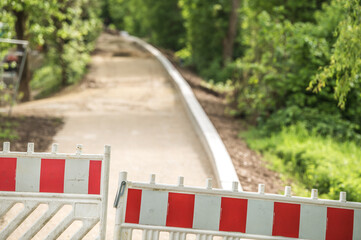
13,33,216,239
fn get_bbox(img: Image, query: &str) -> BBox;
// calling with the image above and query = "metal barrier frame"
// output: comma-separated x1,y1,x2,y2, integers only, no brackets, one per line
0,38,29,115
0,142,110,240
114,172,361,240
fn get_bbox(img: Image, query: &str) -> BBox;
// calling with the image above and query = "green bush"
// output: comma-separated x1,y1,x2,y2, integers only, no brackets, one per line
258,106,361,143
230,8,338,120
0,120,19,141
243,123,361,201
179,0,232,74
310,0,361,108
31,65,61,98
146,0,185,50
107,0,185,51
226,0,361,144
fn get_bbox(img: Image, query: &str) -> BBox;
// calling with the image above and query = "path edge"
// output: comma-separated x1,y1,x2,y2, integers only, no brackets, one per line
127,35,241,190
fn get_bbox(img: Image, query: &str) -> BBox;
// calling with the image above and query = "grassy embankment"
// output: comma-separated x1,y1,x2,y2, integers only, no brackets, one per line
242,123,361,201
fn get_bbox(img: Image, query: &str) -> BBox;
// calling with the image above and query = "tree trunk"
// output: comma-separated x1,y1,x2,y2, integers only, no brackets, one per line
222,0,240,64
14,9,31,102
18,54,31,102
59,41,67,86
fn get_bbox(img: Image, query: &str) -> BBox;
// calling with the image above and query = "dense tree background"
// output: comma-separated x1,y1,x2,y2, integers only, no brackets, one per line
0,0,102,100
104,0,361,140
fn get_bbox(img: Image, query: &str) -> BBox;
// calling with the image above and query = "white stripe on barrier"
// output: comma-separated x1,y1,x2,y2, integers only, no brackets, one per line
193,195,221,231
16,157,41,192
299,204,327,240
139,190,168,226
245,199,273,235
64,158,90,194
354,209,361,240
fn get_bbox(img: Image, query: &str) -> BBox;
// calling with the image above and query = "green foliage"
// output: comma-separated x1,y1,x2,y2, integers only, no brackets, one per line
243,124,361,201
146,0,185,50
0,0,102,96
258,106,361,143
0,81,13,107
0,119,19,141
0,11,14,39
179,0,231,75
106,0,237,78
248,0,328,23
30,64,61,98
105,0,125,28
41,0,102,86
231,3,337,116
227,0,361,141
309,0,361,108
112,0,147,35
107,0,185,51
231,0,361,200
200,79,234,95
0,3,19,105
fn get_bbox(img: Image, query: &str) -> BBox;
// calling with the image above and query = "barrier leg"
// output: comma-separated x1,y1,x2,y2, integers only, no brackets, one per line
114,171,128,240
100,145,111,240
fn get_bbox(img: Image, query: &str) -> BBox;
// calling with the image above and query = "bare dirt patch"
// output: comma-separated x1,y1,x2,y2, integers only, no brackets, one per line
183,69,284,193
0,115,63,152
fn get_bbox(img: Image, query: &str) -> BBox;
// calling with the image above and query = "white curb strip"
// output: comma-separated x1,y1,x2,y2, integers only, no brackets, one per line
126,36,241,190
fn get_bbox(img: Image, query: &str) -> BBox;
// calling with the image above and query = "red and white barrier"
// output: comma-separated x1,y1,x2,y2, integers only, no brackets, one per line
114,172,361,240
0,142,110,240
0,153,102,194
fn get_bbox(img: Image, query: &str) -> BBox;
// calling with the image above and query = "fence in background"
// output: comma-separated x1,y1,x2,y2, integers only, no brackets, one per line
114,172,361,240
0,142,110,239
0,38,28,115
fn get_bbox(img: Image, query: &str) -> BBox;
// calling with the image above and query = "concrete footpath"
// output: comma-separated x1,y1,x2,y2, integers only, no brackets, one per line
13,33,217,239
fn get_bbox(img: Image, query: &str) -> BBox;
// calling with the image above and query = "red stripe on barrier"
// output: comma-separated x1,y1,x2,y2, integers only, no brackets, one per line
125,188,142,223
272,202,300,238
88,160,102,194
39,159,65,193
166,192,195,228
0,157,17,191
219,197,248,232
326,207,354,240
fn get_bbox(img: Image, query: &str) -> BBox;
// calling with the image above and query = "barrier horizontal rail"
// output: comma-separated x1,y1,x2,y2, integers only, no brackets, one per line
0,142,111,240
114,172,361,240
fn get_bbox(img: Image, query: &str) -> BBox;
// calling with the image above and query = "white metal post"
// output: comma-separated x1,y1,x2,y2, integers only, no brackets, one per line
114,171,128,240
3,142,10,153
100,145,111,240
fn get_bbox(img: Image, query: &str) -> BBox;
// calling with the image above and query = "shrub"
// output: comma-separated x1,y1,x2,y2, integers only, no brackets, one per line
243,123,361,201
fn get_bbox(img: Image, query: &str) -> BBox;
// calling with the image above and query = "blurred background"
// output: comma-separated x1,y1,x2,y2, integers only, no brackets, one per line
1,0,361,201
